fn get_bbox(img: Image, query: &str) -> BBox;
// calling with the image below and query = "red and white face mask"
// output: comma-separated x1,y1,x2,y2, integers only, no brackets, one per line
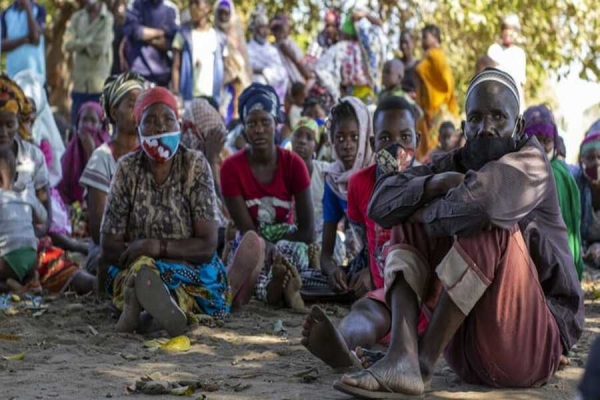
139,130,181,163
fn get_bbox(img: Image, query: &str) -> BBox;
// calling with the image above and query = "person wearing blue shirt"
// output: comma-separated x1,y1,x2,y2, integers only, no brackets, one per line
1,0,46,82
122,0,179,87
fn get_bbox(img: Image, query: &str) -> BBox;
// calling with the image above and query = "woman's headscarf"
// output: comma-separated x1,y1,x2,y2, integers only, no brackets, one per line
214,0,252,106
0,74,29,119
293,116,320,143
13,70,65,187
133,87,179,125
58,101,110,204
324,96,374,200
101,72,146,123
238,83,282,123
523,105,557,141
182,98,227,152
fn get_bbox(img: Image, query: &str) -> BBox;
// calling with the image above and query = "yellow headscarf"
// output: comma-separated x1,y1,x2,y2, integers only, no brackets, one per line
0,74,33,141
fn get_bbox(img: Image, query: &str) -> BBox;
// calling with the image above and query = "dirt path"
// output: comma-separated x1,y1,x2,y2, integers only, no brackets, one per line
1,280,597,400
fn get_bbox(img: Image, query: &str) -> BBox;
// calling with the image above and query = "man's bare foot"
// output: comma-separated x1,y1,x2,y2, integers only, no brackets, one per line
301,306,358,368
355,347,385,369
266,254,287,305
281,257,306,312
340,352,425,396
116,275,142,333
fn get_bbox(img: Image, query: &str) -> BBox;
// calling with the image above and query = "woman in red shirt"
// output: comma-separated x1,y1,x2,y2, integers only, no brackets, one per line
221,83,316,311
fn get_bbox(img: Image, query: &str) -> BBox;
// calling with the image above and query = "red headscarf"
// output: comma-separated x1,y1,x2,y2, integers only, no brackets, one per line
58,101,110,204
133,87,179,126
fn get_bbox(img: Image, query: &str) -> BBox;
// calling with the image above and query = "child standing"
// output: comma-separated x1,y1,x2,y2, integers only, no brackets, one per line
379,59,423,120
0,147,48,293
424,121,460,162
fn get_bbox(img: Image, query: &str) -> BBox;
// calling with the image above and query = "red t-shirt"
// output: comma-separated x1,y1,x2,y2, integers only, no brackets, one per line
347,164,388,289
221,147,311,226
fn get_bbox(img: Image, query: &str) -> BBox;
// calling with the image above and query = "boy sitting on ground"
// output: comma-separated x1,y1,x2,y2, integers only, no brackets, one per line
302,96,425,368
0,147,47,293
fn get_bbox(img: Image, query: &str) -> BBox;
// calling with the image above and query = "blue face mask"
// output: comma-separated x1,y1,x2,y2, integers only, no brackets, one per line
315,118,325,127
139,130,181,163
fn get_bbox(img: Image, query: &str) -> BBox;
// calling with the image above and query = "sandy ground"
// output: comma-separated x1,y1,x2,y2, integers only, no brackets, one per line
1,274,598,400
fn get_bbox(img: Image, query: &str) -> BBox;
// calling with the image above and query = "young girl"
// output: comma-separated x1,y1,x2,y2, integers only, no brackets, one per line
320,97,374,294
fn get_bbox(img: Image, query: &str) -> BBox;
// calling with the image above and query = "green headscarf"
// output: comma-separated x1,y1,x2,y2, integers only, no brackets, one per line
341,11,356,37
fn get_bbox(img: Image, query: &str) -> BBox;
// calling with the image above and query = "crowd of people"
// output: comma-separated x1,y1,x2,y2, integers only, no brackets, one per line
0,0,597,397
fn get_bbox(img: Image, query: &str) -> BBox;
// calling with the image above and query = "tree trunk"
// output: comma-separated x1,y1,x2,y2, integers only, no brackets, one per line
45,0,76,117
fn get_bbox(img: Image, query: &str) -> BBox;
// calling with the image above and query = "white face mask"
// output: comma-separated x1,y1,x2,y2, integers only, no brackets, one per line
546,150,555,161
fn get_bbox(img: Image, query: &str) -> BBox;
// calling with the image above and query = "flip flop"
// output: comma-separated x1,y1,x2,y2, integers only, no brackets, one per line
333,369,424,399
135,266,187,338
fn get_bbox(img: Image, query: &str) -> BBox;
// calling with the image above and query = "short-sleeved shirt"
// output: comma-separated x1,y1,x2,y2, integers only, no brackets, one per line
220,147,310,226
322,180,347,224
1,2,47,81
100,147,217,241
347,164,385,289
15,138,49,190
80,142,118,194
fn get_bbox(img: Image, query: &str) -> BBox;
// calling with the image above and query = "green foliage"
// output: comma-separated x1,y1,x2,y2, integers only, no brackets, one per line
4,0,598,114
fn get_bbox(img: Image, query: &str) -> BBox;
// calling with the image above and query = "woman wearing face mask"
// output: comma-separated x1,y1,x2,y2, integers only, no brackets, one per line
574,121,600,270
523,105,583,280
58,102,110,205
100,87,231,336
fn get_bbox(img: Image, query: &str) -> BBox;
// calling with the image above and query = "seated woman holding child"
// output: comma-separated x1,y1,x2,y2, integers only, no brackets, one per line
100,87,231,337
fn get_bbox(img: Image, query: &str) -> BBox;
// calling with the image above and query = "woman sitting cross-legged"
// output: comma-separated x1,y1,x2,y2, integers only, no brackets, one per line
221,83,318,311
100,87,231,336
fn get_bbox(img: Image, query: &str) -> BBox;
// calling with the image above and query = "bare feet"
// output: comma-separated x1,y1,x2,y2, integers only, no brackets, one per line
355,346,385,369
340,352,425,396
281,257,306,312
266,254,287,306
301,306,358,368
307,243,321,270
228,231,265,308
135,266,187,337
116,275,142,333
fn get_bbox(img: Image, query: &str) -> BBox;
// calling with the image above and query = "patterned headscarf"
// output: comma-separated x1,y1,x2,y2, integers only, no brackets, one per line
324,96,374,200
101,72,146,123
249,4,269,32
293,116,320,143
581,133,600,156
133,87,179,125
239,83,282,123
0,74,33,141
182,98,227,151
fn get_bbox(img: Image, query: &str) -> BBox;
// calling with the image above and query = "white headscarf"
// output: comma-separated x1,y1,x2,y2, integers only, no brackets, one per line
13,70,65,187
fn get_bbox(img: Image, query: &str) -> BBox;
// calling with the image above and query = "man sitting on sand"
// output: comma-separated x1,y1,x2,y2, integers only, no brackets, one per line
334,68,584,397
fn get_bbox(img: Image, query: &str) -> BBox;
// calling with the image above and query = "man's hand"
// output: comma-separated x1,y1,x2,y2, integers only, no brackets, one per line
425,172,465,198
203,131,226,166
119,239,159,268
350,268,372,298
327,266,349,292
150,35,168,52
